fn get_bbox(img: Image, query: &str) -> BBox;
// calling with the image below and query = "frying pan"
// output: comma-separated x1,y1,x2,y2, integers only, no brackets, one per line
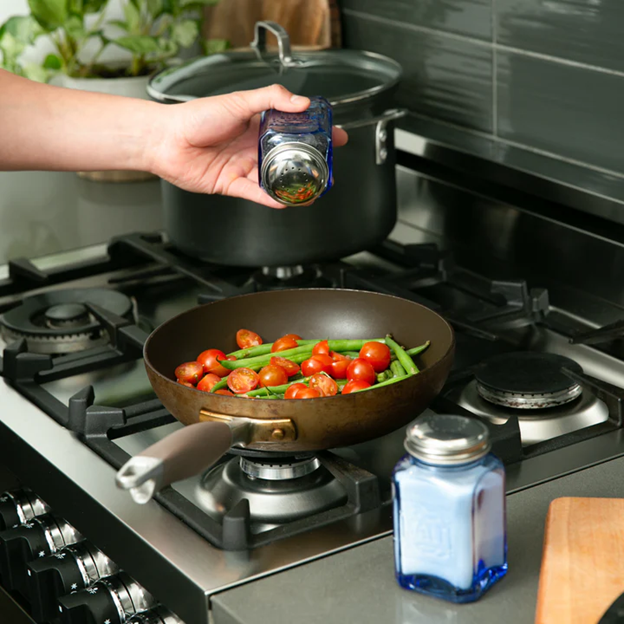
116,289,455,503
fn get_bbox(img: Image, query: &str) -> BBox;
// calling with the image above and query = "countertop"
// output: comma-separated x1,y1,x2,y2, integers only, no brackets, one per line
211,454,624,624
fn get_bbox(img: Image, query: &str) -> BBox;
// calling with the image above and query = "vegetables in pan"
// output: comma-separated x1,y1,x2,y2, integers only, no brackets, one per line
174,331,430,399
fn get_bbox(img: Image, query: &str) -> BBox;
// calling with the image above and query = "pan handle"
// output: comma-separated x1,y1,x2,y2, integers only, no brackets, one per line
115,421,236,504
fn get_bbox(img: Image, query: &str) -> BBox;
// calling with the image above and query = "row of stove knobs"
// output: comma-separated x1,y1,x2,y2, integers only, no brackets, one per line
0,488,183,624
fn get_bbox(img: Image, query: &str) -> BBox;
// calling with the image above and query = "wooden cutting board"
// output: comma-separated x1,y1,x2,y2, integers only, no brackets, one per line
535,497,624,624
202,0,342,50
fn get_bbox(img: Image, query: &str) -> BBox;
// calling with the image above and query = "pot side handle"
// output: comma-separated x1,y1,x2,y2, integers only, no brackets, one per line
115,421,233,504
339,109,408,165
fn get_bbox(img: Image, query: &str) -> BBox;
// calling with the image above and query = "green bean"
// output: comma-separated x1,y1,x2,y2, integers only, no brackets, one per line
222,339,386,371
339,351,361,359
407,341,430,357
209,377,229,393
246,377,311,397
377,370,392,383
390,360,406,378
221,345,315,370
385,335,419,375
353,374,410,392
227,339,318,359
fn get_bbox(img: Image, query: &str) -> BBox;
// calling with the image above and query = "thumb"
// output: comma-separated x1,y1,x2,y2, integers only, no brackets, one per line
225,84,310,120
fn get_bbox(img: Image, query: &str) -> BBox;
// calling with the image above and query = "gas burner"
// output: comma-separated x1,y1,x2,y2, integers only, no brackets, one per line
194,456,347,532
240,456,321,480
475,352,583,409
252,265,331,291
0,288,133,354
453,352,610,446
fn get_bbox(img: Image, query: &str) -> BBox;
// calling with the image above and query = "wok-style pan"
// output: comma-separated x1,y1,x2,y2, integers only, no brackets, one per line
116,289,454,503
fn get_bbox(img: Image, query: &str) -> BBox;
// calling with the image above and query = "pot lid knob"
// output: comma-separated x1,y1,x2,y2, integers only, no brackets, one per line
261,143,329,206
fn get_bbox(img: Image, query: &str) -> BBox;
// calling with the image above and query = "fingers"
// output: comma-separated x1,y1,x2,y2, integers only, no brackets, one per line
227,84,310,120
332,126,349,147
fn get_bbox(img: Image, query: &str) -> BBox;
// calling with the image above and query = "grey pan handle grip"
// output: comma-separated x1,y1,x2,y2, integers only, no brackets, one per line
115,421,233,504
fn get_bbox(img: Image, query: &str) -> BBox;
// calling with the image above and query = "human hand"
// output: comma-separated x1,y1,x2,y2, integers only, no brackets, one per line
148,85,348,208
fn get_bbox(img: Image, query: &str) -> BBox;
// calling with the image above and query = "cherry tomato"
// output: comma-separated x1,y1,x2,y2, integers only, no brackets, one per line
295,387,321,399
312,354,333,374
197,349,230,377
301,357,325,377
177,379,194,388
271,336,299,353
359,342,392,373
312,340,330,356
342,380,372,394
227,368,260,394
270,356,300,377
215,389,234,396
282,334,302,341
236,329,263,349
258,364,289,388
331,358,351,379
196,373,221,392
346,358,376,385
309,373,338,397
175,361,204,385
284,383,308,399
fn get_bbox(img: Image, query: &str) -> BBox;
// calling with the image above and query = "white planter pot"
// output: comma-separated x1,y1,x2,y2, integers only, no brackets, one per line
57,73,155,182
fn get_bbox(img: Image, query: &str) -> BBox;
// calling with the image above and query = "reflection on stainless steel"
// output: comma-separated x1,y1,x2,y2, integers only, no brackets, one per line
42,360,153,407
193,458,347,532
239,456,321,480
476,382,583,409
455,381,609,446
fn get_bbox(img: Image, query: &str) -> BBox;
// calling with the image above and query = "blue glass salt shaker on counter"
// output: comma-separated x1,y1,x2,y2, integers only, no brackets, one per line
392,414,507,603
258,95,333,206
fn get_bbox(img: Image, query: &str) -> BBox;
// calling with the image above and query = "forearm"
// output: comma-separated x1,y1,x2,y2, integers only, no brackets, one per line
0,69,164,173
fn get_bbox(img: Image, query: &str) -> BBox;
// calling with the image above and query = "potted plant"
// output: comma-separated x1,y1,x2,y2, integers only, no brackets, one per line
0,0,228,181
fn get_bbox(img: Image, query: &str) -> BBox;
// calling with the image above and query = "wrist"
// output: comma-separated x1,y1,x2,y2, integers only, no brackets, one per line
128,100,167,174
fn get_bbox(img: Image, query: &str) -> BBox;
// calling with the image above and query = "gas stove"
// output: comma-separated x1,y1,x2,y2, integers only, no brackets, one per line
2,173,624,624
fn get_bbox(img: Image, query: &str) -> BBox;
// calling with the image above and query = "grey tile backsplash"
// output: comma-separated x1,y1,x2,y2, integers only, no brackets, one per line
339,0,624,204
497,51,624,173
340,0,491,39
342,14,493,132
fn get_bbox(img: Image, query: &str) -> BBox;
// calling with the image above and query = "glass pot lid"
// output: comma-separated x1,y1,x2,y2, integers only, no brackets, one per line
148,21,403,115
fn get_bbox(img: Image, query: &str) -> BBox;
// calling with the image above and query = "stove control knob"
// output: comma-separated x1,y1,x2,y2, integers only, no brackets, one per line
0,514,82,594
127,606,184,624
0,489,50,531
58,572,156,624
27,542,118,622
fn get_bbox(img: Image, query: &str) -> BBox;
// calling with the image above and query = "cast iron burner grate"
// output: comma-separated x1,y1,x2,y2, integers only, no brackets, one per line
0,289,134,354
475,352,583,409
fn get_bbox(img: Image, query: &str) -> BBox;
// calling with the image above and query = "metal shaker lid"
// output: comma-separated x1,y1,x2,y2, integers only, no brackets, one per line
405,413,491,465
260,143,329,205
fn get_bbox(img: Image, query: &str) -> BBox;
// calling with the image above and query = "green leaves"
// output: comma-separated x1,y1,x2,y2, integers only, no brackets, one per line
203,37,228,55
21,62,48,81
123,1,141,34
65,15,85,40
113,35,160,54
146,0,165,18
180,0,220,7
43,53,63,69
0,15,43,45
171,19,198,48
83,0,107,12
0,16,44,72
27,0,68,31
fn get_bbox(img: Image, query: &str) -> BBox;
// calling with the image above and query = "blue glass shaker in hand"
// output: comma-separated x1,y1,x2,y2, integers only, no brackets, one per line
392,414,507,603
258,96,333,206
